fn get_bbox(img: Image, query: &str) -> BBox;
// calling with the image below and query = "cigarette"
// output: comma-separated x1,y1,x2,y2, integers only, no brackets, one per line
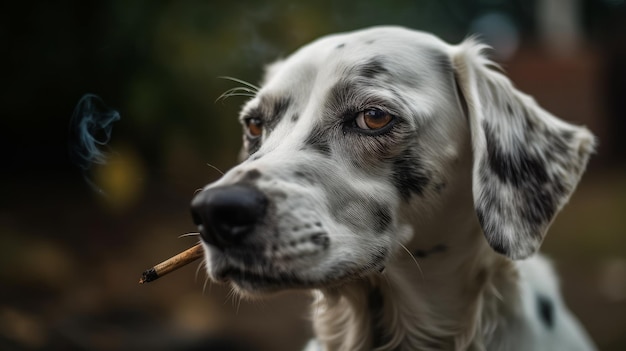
139,243,204,284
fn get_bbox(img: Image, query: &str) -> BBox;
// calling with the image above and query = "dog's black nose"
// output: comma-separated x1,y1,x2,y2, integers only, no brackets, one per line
191,185,268,249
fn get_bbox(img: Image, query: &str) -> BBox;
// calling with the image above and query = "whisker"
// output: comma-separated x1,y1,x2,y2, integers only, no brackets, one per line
218,76,260,92
220,89,257,96
215,91,257,103
491,285,504,301
206,163,225,176
194,256,211,295
215,77,259,103
216,95,256,103
312,291,323,322
195,258,206,282
202,275,212,295
224,91,256,96
236,294,242,315
178,232,200,238
218,87,258,97
224,288,234,304
222,86,258,94
397,241,424,279
228,288,241,311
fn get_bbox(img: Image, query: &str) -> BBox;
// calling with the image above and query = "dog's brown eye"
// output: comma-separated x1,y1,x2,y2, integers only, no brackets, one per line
356,109,393,130
245,118,263,138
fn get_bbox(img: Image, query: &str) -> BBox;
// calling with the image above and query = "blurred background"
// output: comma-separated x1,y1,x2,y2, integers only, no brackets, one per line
1,0,625,350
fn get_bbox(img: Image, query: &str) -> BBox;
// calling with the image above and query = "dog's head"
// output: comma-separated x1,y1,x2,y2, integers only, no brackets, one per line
191,26,594,294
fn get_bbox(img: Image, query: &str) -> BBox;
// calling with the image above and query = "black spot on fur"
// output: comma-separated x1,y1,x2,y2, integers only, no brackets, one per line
325,80,352,114
327,186,390,237
294,170,317,184
373,204,392,233
536,294,555,329
506,104,514,115
291,113,299,122
488,239,508,256
561,130,574,142
391,148,431,201
273,97,290,117
521,185,561,228
241,169,262,182
325,79,405,118
311,233,330,249
483,122,561,227
483,121,549,188
522,110,538,133
548,131,571,157
336,43,345,49
358,57,388,79
304,125,331,156
264,96,291,131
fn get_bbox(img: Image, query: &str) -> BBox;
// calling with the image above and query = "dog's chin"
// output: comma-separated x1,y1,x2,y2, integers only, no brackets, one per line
212,262,385,297
205,242,389,296
215,268,312,296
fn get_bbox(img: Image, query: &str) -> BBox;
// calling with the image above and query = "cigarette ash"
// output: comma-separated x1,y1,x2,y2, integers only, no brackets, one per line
68,94,121,195
139,268,158,284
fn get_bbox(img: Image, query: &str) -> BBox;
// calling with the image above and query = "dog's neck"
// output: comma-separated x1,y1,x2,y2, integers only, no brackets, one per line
311,224,520,351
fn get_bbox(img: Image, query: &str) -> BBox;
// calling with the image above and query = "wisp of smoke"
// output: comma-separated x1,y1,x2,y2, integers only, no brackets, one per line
68,94,121,194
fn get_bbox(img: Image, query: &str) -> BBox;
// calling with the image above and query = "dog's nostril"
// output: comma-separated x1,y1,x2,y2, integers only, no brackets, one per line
190,185,268,249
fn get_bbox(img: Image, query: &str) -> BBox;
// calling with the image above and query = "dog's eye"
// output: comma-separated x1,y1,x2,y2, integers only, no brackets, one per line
245,118,263,138
355,109,393,130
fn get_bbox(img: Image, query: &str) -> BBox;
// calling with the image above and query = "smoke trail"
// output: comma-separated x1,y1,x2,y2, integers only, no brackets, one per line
68,94,121,194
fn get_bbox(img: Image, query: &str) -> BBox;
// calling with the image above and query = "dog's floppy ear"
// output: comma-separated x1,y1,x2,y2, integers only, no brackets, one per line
450,39,595,259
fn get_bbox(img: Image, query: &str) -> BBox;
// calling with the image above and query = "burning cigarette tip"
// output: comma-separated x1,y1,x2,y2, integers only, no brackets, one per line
139,268,158,284
138,243,204,284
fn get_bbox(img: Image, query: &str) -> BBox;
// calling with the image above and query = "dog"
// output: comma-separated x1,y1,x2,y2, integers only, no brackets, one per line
191,26,596,350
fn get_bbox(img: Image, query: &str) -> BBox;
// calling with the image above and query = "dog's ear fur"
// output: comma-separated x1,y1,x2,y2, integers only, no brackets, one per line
450,39,595,259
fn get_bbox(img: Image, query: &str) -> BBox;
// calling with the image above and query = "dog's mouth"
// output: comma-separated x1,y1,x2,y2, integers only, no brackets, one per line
209,247,388,294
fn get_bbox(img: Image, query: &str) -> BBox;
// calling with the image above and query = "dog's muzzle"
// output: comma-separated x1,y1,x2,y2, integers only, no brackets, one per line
191,185,268,249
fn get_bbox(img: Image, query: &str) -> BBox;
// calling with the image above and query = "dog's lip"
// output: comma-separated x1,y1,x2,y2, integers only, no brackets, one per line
215,267,307,292
209,244,388,291
214,257,387,292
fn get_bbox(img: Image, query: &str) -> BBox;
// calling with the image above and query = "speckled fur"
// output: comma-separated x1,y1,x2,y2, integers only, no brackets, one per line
197,26,596,351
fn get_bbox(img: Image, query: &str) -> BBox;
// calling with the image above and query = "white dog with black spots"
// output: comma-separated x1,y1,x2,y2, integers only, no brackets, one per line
191,26,596,351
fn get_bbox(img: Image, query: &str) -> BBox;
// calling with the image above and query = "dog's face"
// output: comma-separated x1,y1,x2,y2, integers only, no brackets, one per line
191,27,594,295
